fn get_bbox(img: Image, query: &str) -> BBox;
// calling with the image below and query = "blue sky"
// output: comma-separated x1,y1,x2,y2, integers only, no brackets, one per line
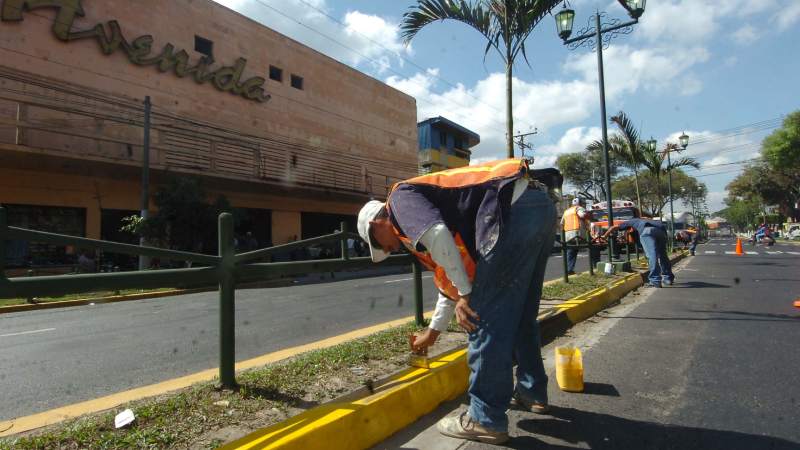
213,0,800,213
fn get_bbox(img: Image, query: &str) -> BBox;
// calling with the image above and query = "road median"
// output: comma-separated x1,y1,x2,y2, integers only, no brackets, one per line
0,253,686,449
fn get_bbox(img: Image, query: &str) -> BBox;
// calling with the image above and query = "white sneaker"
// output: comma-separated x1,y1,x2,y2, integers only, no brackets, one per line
437,412,509,444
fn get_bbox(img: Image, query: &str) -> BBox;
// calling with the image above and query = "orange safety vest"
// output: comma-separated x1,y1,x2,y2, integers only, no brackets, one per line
387,158,528,300
563,206,582,232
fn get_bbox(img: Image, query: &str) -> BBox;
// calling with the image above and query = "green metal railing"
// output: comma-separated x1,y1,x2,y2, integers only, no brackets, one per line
0,207,420,389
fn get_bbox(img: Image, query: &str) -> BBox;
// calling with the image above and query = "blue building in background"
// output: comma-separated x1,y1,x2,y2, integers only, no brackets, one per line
417,116,480,173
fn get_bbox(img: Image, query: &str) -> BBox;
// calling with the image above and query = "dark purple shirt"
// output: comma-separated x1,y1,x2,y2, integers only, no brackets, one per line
387,177,521,261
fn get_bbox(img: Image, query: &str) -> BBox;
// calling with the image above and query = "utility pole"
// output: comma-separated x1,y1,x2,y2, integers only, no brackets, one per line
513,129,538,160
139,96,151,271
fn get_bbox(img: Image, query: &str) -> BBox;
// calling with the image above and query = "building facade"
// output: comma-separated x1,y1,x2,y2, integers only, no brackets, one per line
0,0,418,270
417,116,479,173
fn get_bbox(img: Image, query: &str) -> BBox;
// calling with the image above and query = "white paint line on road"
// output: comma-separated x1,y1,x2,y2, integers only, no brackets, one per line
0,328,56,338
788,251,800,255
746,251,758,255
767,251,782,255
704,251,716,254
384,275,433,284
725,251,737,254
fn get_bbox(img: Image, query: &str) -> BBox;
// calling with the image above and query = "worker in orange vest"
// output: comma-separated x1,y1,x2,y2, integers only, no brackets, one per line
357,159,561,444
561,197,592,275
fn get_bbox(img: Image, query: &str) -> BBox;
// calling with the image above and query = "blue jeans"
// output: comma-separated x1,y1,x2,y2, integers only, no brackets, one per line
640,227,674,284
566,246,578,272
467,188,556,432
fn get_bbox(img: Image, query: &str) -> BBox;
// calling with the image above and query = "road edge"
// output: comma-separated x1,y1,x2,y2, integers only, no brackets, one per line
219,252,687,450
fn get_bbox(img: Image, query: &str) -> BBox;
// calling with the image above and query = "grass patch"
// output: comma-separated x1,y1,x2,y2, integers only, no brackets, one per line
543,272,632,301
0,322,424,450
0,288,179,307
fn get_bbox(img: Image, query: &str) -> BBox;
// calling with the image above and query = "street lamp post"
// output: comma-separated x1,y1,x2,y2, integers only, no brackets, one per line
555,0,646,264
648,133,689,250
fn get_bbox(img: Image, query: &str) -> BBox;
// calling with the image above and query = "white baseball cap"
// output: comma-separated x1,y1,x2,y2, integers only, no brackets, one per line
357,200,391,263
572,197,584,206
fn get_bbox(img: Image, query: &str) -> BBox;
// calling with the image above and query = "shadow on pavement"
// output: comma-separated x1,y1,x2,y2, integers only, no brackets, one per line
581,382,620,397
512,405,799,450
688,310,800,321
669,281,730,289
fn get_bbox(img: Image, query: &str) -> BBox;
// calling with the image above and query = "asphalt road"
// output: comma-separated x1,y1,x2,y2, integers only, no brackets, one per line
379,238,800,450
0,251,592,421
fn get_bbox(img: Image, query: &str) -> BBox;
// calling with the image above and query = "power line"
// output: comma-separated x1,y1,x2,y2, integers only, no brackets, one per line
688,158,760,171
244,0,513,134
687,117,782,146
290,0,540,131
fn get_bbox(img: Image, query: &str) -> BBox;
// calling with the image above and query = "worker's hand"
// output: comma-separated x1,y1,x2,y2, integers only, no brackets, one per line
455,295,480,333
411,328,440,352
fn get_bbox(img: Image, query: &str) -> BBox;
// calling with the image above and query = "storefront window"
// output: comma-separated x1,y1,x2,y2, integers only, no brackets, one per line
2,204,86,268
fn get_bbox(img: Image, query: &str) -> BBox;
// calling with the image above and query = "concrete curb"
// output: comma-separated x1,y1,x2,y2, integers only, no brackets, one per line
0,268,411,314
0,288,211,313
220,348,469,450
222,252,688,450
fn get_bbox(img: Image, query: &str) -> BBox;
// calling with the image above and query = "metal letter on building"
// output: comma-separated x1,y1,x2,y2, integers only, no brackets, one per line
0,0,271,103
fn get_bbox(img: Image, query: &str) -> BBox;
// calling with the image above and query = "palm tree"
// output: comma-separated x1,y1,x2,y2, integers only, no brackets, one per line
610,111,645,209
400,0,564,157
641,142,700,217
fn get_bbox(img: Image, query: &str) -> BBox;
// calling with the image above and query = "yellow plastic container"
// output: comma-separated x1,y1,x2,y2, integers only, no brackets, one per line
555,347,584,392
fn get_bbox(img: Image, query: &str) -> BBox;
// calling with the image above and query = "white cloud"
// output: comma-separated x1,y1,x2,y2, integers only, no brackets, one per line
534,126,602,169
732,25,759,45
775,2,800,30
706,191,728,213
705,155,731,167
211,0,409,73
723,56,738,67
565,45,710,99
386,41,712,163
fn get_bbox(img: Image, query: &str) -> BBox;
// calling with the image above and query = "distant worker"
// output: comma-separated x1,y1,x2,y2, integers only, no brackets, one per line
604,217,674,288
561,197,591,275
685,226,700,255
357,159,560,445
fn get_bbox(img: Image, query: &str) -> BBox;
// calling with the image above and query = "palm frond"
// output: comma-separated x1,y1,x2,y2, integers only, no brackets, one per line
401,1,496,53
609,111,641,162
669,157,700,170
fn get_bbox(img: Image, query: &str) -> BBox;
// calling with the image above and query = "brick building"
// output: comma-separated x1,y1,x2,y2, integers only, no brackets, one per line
0,0,418,270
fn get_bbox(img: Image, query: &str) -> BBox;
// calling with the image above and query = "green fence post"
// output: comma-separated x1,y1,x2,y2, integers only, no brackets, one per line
340,221,349,261
588,243,594,276
626,239,631,262
412,260,424,326
561,228,569,283
0,207,5,279
27,270,35,304
218,213,237,390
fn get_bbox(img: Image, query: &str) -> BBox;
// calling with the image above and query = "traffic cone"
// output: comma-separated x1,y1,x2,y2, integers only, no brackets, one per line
735,238,744,256
794,299,800,309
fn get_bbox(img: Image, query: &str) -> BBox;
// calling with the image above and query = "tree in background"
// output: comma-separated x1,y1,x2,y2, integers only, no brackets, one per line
638,142,699,216
400,0,564,157
610,111,646,208
716,199,763,232
614,169,706,217
724,111,800,222
122,177,236,257
556,144,620,201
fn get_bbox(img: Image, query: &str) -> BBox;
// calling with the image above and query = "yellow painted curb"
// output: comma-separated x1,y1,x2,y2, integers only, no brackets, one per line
0,288,206,314
220,348,469,450
221,266,672,450
556,273,643,324
0,311,433,438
